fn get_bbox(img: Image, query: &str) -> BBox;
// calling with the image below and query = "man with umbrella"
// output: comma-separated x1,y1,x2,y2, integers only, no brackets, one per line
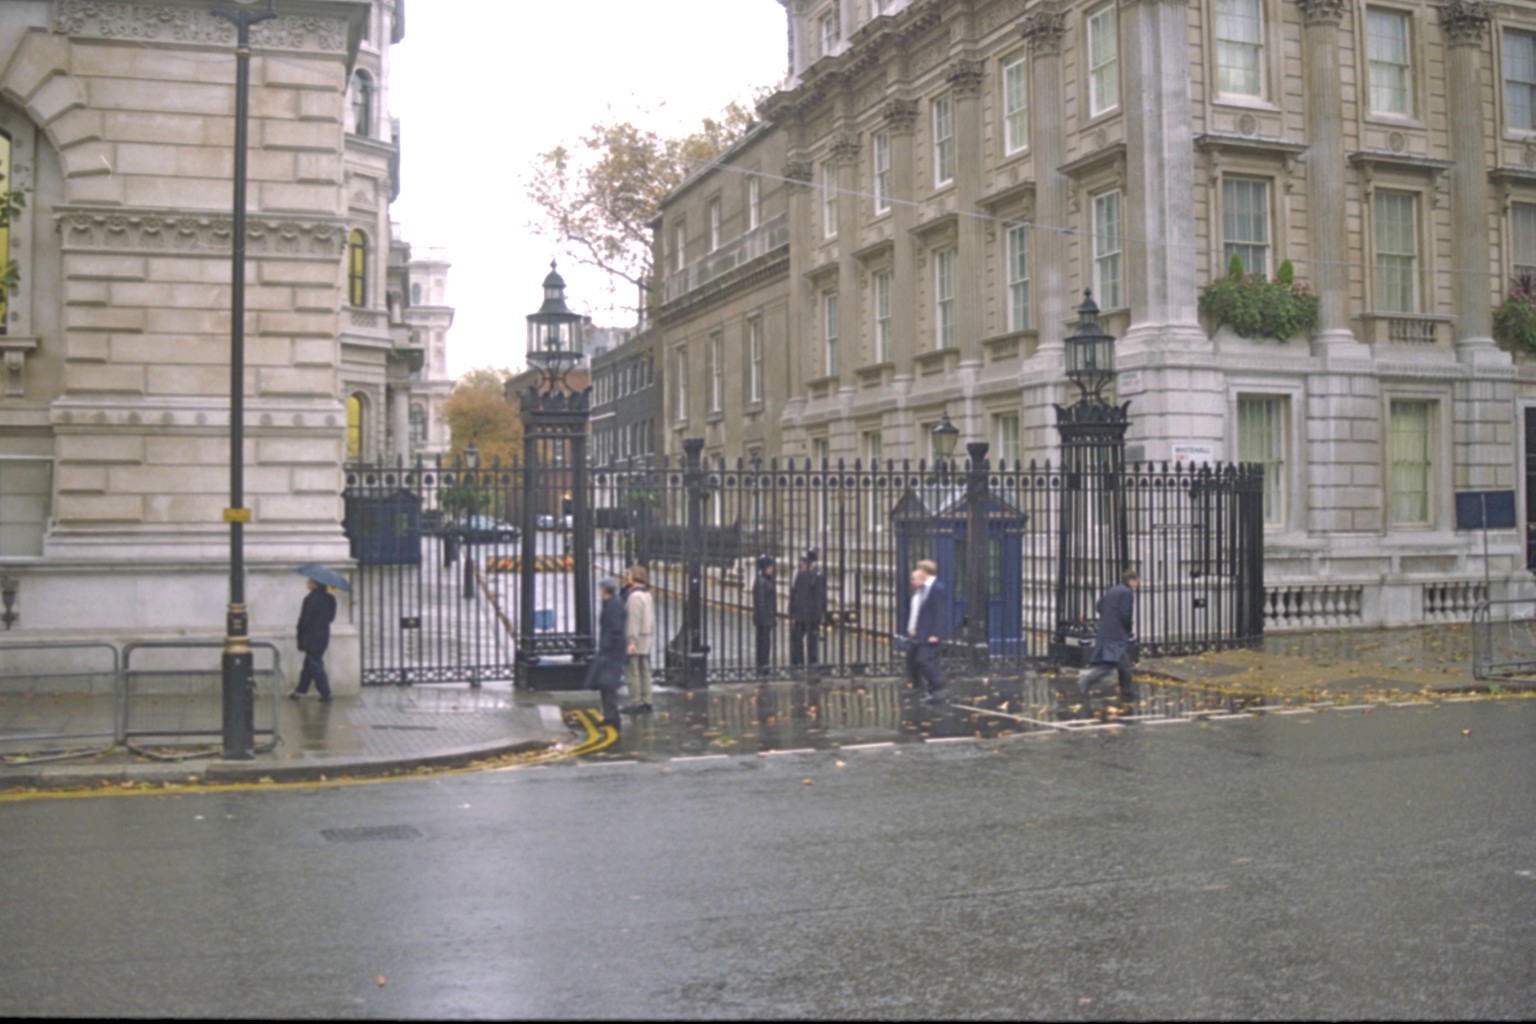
290,563,345,702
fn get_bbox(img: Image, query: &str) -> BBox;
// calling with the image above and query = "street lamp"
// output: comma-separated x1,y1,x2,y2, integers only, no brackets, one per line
1064,290,1116,403
211,0,276,761
931,411,960,465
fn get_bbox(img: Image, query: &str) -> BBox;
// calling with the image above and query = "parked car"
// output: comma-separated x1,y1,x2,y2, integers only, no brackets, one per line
536,513,557,530
460,515,519,543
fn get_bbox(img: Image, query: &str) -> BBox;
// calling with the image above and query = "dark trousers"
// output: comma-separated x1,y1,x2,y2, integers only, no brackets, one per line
1080,653,1134,698
906,640,946,695
295,651,331,698
598,685,621,726
790,621,820,666
755,625,774,671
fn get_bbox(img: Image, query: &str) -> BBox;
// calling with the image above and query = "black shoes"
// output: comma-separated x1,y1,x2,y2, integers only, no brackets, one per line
619,703,653,715
922,688,952,704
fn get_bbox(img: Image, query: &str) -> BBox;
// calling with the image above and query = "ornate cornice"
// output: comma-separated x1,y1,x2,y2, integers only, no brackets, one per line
53,0,349,51
782,160,815,186
1295,0,1351,29
1439,0,1492,48
1021,5,1067,56
830,132,861,163
54,207,349,256
947,57,986,98
882,98,919,135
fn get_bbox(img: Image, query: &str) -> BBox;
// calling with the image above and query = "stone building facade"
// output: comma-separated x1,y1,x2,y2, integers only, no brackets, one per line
656,0,1536,629
0,0,446,687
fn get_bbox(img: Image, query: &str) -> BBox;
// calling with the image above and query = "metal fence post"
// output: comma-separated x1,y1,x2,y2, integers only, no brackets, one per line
680,438,708,688
965,441,991,672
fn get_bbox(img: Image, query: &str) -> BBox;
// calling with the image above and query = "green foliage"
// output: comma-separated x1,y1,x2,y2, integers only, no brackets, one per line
1493,273,1536,354
1199,258,1319,341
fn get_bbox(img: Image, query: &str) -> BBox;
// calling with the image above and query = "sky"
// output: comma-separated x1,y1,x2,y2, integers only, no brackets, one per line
387,1,790,379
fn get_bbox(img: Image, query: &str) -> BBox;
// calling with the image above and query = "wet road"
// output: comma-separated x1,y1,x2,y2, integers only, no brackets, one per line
3,699,1534,1020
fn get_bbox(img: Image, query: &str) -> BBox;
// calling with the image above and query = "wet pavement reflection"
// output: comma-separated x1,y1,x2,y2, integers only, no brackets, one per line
579,669,1275,761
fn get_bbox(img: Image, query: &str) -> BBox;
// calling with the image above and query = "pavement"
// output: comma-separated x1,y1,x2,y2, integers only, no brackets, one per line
2,621,1530,791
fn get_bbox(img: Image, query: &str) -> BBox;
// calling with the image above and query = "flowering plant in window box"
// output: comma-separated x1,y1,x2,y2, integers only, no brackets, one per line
1198,256,1319,342
1493,273,1536,354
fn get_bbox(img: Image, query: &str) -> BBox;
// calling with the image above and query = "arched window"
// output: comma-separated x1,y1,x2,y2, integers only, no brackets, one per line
346,393,365,460
347,229,367,307
350,70,373,137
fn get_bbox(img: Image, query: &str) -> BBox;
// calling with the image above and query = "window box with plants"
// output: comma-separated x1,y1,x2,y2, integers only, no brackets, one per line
1199,256,1319,343
1493,273,1536,356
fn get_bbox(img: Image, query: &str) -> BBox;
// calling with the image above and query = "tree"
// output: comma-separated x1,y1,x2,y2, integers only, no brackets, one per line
442,368,523,467
524,99,763,316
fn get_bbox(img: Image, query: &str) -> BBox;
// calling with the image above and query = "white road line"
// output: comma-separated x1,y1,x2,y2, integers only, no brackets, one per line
840,742,896,751
758,748,817,756
669,754,730,763
925,736,980,744
949,702,1076,732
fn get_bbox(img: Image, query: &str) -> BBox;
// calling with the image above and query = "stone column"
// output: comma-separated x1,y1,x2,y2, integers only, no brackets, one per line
783,156,815,414
1297,0,1364,351
1023,6,1068,358
1119,0,1203,342
1443,0,1503,364
950,57,987,366
833,131,861,381
885,99,919,373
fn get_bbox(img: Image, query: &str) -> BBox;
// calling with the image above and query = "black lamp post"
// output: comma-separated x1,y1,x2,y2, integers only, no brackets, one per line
460,439,479,600
931,411,960,466
1052,291,1131,665
212,0,275,761
516,262,592,690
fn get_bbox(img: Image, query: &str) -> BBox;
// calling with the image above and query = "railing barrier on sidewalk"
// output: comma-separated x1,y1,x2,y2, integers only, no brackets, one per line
0,641,121,763
121,640,285,757
1471,599,1536,681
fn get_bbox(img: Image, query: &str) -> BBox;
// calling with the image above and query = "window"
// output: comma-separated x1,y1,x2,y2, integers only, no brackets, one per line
0,458,51,558
346,393,364,460
1506,30,1536,132
874,270,893,362
1006,223,1030,331
347,229,367,307
1092,190,1123,309
674,345,688,422
0,129,11,333
708,199,722,251
708,333,722,413
1367,8,1412,117
673,221,686,273
747,317,764,403
824,292,840,376
1002,55,1029,154
1237,395,1286,526
410,282,422,305
820,8,840,57
350,70,373,137
1513,203,1536,279
1389,399,1432,526
933,93,954,186
1374,190,1418,312
747,176,761,230
864,430,884,467
995,413,1021,467
822,162,838,239
873,131,892,213
1087,4,1119,117
814,437,831,468
1215,0,1264,98
1222,177,1270,277
934,248,955,349
409,404,427,446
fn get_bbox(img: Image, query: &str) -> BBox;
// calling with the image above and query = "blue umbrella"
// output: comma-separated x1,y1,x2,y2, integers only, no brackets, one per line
295,562,352,592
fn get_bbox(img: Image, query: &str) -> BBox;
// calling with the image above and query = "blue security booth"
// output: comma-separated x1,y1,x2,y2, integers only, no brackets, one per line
342,489,423,566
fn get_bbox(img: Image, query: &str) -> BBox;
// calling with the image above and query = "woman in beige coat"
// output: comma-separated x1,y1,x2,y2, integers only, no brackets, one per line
622,564,656,714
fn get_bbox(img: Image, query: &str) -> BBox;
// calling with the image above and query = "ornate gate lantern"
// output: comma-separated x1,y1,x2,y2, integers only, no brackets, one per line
1052,291,1131,665
517,262,593,689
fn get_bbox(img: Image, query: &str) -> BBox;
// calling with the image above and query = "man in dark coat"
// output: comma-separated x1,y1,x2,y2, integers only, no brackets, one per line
1079,568,1140,702
585,576,628,728
752,554,776,674
789,548,826,669
904,559,951,703
290,579,337,701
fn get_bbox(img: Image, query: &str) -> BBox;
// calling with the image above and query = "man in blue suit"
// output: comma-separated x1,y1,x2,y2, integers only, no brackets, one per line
1079,568,1140,703
904,559,951,703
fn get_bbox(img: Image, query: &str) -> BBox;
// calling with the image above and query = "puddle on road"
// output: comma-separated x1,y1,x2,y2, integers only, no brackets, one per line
579,672,1272,761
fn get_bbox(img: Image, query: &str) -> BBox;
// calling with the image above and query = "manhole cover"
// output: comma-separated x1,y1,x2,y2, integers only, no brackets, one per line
321,824,422,843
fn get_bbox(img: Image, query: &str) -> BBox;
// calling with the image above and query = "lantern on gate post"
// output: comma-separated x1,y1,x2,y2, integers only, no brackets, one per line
516,262,593,689
1052,291,1132,666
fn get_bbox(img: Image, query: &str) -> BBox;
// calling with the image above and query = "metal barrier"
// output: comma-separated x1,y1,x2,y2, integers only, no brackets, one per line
1472,599,1536,680
120,640,285,756
0,641,121,762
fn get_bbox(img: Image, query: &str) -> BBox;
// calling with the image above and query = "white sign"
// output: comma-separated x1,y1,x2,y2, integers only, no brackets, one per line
1172,443,1215,467
1117,370,1144,395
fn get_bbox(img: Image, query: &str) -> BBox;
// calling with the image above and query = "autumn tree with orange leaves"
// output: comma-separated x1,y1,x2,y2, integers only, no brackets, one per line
442,368,523,468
